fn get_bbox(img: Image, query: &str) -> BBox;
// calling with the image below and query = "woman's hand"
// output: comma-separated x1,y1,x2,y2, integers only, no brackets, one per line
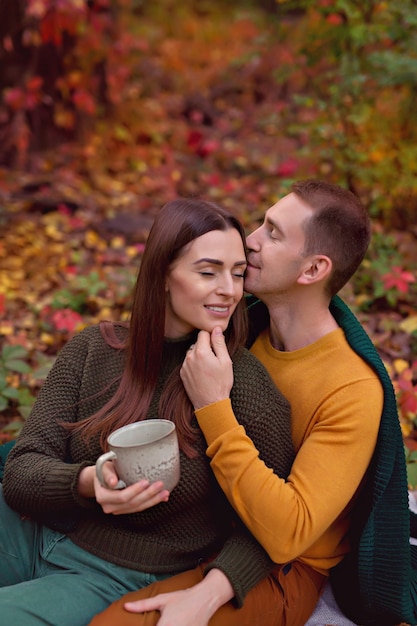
78,463,170,514
124,569,234,626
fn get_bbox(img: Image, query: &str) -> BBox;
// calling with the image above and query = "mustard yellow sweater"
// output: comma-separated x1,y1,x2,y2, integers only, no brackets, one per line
195,325,383,575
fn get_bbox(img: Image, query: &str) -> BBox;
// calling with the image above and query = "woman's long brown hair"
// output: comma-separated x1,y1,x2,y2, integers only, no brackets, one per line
73,198,248,457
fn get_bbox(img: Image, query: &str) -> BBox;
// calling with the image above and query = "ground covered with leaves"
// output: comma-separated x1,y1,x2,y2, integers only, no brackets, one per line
0,1,416,479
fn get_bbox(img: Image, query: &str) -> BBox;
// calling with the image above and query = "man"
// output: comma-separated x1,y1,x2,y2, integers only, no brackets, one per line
181,179,382,567
91,180,416,626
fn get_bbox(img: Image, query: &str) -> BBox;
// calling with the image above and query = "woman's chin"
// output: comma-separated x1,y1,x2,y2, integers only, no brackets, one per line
200,321,229,334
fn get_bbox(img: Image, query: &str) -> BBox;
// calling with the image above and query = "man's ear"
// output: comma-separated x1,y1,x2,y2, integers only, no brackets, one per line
297,255,332,285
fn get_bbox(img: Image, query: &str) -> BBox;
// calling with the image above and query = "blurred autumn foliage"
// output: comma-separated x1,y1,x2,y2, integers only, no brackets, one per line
0,0,417,477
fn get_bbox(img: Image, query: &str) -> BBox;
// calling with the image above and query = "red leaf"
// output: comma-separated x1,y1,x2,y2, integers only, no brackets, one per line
400,391,417,417
277,158,299,177
381,266,415,294
197,139,219,158
40,12,62,46
4,88,25,110
52,309,83,333
326,14,344,26
72,89,96,115
26,75,44,91
186,130,204,151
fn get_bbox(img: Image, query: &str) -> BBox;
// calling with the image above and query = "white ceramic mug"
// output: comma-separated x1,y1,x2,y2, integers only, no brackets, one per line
96,419,180,491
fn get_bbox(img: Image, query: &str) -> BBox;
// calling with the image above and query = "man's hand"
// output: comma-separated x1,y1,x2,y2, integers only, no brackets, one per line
124,587,212,626
180,327,234,409
124,569,234,626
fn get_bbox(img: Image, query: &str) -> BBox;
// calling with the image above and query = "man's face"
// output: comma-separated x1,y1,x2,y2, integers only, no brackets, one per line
245,192,314,299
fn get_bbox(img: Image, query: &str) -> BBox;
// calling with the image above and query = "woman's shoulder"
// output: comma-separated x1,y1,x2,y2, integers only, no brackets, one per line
46,323,127,387
233,345,269,373
232,347,290,408
68,322,127,342
56,323,128,361
59,324,103,351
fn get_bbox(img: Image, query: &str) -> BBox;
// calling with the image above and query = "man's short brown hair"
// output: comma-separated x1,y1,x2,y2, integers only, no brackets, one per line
292,179,371,296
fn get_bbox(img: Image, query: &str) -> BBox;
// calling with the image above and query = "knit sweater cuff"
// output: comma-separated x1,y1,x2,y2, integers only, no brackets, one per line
43,461,97,511
195,399,241,446
203,532,275,607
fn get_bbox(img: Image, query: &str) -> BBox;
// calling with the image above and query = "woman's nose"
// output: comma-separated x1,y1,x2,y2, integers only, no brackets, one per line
216,274,235,296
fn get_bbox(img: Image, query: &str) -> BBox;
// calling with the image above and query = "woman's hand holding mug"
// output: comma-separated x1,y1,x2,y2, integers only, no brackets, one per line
92,419,180,515
78,461,171,515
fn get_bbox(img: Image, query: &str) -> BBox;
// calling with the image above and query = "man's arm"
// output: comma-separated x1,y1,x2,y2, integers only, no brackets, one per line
181,327,382,565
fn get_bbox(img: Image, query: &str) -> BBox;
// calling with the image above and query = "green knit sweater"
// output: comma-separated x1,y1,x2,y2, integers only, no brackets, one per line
2,324,294,607
247,295,417,625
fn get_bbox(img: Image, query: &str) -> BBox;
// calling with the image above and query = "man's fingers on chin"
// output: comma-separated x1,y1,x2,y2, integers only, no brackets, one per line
196,330,211,346
211,335,229,360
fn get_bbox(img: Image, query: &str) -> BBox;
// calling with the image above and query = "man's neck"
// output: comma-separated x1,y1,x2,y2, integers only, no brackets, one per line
266,297,339,352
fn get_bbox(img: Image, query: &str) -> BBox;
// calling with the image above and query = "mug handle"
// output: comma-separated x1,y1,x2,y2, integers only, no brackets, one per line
95,451,126,490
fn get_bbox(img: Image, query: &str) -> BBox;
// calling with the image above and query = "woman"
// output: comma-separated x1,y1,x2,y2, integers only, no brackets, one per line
0,198,294,626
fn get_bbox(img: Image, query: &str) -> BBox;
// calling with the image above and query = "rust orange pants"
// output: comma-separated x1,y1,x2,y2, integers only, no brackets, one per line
89,561,326,626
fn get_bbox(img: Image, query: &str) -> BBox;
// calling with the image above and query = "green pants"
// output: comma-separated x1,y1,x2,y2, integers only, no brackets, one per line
0,486,169,626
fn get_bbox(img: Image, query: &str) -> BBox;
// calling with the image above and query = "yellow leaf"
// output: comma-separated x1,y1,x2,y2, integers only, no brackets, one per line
111,237,125,250
85,230,105,250
126,246,140,259
66,71,83,88
171,170,182,181
9,270,26,281
54,107,76,130
0,322,13,335
369,150,385,163
393,359,410,375
383,360,393,377
133,161,148,173
355,294,370,307
40,333,55,346
2,257,23,270
96,307,113,320
24,293,39,304
45,224,64,241
401,421,413,437
400,315,417,334
0,275,12,289
234,156,248,168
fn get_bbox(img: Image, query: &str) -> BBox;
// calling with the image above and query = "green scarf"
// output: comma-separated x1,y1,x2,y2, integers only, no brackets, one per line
329,296,417,626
